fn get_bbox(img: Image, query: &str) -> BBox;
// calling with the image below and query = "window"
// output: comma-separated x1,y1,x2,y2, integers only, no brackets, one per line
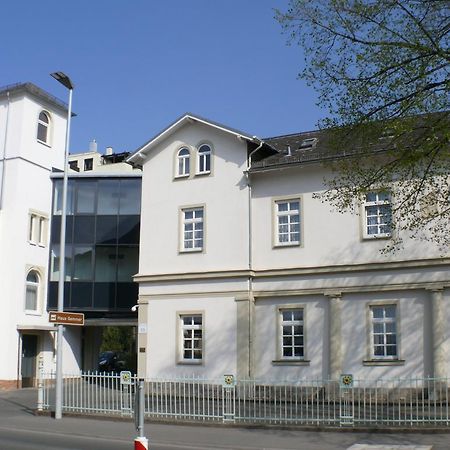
181,207,204,251
84,158,93,171
180,314,203,362
28,213,47,246
25,270,40,312
69,160,79,171
197,144,211,174
275,199,301,246
280,308,304,359
37,111,50,144
371,305,397,359
363,192,392,238
177,148,190,177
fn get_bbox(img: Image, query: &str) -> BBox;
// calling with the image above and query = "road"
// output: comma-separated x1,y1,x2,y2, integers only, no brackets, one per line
0,388,449,449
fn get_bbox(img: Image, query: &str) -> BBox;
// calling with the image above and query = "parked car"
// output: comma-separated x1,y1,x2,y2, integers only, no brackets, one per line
97,351,127,373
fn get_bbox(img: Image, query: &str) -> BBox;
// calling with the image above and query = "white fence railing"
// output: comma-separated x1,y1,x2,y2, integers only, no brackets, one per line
38,372,450,428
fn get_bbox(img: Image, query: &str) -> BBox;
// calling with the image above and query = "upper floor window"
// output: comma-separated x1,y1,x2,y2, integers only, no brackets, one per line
37,111,51,145
363,192,392,239
181,207,204,252
84,158,93,171
25,270,40,312
28,212,47,246
370,304,397,359
197,144,211,175
177,148,190,177
274,199,301,246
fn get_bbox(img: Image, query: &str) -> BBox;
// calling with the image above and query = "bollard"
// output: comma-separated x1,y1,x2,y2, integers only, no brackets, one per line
134,379,148,449
134,437,148,450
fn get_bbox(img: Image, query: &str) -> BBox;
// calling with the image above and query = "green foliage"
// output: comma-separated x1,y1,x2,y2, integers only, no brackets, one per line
100,326,134,354
276,1,449,251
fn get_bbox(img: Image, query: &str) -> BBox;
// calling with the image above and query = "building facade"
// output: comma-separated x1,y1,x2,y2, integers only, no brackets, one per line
0,83,76,388
128,114,450,382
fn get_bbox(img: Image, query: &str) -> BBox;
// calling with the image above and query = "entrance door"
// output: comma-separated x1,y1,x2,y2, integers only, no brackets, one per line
21,334,38,387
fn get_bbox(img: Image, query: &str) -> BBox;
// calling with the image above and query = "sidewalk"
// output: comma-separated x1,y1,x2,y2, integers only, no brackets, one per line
0,388,449,450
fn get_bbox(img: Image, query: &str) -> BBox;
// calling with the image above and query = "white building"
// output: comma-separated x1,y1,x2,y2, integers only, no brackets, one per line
128,113,450,382
0,83,80,389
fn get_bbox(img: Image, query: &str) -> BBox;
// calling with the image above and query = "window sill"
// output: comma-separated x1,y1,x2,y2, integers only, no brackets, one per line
273,242,301,249
174,174,190,180
24,310,42,316
177,360,203,366
272,359,310,366
195,171,211,177
362,234,392,240
363,359,405,366
37,140,51,148
179,248,203,254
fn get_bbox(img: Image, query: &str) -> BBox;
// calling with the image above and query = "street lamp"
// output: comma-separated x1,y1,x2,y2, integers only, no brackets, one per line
50,71,74,420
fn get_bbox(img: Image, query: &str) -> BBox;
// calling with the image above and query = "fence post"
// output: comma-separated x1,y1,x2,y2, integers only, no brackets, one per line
37,356,44,411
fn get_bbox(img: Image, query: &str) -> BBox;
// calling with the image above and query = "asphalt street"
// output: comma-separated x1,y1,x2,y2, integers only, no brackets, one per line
0,388,450,450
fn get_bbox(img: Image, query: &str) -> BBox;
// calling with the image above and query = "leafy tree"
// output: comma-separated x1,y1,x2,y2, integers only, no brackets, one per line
276,0,449,251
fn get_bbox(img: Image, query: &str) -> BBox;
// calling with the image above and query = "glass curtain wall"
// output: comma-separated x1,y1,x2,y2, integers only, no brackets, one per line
49,177,141,312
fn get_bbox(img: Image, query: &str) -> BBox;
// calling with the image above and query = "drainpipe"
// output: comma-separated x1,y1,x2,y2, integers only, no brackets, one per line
0,91,11,210
245,138,264,378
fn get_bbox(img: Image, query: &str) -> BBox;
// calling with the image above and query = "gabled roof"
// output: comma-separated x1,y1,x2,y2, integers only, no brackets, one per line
0,82,69,114
127,113,262,164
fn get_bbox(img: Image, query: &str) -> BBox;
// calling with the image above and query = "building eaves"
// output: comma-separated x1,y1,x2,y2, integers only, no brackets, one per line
127,112,261,164
0,82,72,115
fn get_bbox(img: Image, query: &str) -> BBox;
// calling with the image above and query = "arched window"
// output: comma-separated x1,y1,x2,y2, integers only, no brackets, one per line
37,111,50,144
197,144,211,174
177,147,190,177
25,270,40,311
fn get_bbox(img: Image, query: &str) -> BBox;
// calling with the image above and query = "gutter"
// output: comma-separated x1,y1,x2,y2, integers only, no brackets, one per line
0,91,11,210
244,137,265,378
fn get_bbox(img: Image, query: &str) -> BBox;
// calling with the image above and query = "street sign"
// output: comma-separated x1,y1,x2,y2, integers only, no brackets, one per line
49,311,85,326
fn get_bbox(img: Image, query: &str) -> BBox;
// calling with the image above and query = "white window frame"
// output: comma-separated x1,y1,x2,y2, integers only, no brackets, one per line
180,206,204,252
37,110,51,145
278,307,305,360
274,198,301,247
28,212,48,247
178,313,203,364
363,192,392,239
197,144,211,175
370,304,398,360
176,147,190,178
25,269,41,314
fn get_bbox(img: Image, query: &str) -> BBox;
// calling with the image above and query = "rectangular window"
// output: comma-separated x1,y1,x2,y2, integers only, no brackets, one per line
181,207,204,251
180,314,203,362
84,158,93,171
280,308,304,359
371,305,397,359
275,199,301,246
363,192,392,238
28,213,47,246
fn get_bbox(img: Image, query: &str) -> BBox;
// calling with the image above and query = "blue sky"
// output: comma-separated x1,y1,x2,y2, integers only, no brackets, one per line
2,1,324,154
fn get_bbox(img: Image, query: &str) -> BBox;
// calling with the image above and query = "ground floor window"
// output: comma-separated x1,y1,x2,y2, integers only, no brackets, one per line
371,304,397,359
179,314,203,363
279,308,304,359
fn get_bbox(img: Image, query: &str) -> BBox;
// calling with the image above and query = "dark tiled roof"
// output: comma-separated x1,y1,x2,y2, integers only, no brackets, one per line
252,112,449,171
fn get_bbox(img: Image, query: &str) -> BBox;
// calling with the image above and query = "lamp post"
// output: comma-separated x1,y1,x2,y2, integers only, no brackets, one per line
50,71,74,420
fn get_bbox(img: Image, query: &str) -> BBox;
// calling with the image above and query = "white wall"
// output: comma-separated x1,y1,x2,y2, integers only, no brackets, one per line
139,121,250,276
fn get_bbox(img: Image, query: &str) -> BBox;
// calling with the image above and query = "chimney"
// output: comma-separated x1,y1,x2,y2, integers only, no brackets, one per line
287,145,291,156
105,146,113,155
89,139,98,153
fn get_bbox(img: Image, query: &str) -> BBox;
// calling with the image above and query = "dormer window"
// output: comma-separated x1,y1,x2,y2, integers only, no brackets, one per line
197,144,211,174
37,111,51,145
177,148,190,177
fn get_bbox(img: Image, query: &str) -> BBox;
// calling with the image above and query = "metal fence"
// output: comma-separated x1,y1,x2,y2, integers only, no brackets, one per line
39,372,450,428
